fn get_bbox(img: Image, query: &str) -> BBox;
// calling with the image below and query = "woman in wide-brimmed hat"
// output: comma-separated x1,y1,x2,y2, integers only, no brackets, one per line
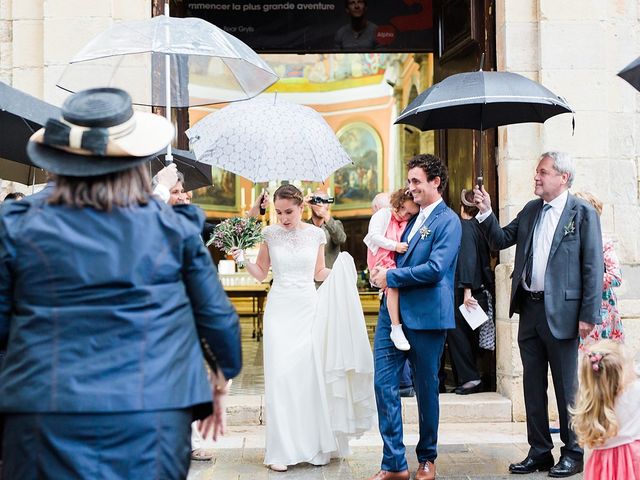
0,88,241,479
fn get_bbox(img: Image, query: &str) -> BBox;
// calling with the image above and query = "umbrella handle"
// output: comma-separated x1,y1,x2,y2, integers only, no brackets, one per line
259,188,267,215
164,1,173,164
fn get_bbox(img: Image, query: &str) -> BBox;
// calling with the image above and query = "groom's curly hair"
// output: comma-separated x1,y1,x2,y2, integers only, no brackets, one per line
407,154,448,194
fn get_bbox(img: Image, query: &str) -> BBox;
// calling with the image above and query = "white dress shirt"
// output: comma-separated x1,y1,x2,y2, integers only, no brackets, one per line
529,190,568,291
476,190,569,292
407,198,442,242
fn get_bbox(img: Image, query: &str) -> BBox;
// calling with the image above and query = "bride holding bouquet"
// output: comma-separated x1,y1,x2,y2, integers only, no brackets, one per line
230,184,375,472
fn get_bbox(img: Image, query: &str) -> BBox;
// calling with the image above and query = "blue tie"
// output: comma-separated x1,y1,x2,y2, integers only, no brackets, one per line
525,204,552,289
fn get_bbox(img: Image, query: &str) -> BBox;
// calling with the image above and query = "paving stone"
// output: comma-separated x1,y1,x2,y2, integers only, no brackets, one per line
186,425,583,479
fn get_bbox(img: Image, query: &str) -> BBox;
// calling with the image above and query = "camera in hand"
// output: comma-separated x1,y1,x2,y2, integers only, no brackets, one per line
309,196,335,205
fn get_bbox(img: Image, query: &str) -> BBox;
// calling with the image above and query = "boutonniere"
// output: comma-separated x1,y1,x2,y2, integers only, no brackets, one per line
419,226,432,239
563,219,575,237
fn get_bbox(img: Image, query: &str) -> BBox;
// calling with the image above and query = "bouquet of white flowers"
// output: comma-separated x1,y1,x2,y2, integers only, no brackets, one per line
206,217,263,267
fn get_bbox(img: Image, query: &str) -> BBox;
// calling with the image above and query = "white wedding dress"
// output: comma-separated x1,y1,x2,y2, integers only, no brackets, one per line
262,224,375,467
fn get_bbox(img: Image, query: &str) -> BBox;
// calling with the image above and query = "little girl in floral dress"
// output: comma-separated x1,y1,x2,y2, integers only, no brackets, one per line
574,192,624,351
364,188,419,350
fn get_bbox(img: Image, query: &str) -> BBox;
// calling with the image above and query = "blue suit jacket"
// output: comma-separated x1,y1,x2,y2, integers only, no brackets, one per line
386,200,462,330
0,195,241,416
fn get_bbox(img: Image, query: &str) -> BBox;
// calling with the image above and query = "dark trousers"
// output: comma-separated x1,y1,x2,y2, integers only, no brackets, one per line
3,409,192,480
448,289,489,385
400,360,413,389
518,290,583,461
373,298,446,471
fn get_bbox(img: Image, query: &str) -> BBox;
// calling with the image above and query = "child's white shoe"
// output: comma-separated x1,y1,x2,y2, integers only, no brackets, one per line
390,325,410,351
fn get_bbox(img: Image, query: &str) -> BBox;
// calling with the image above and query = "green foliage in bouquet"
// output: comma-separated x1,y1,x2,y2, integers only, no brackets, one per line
206,216,264,254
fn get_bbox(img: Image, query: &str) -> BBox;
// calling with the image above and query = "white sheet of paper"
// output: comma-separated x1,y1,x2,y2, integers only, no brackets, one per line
458,303,489,330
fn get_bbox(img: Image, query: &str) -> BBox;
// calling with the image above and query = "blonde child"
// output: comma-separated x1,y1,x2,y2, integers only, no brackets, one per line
364,188,419,350
570,340,640,479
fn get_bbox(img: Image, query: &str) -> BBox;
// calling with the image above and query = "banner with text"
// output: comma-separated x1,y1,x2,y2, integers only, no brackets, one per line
186,1,433,53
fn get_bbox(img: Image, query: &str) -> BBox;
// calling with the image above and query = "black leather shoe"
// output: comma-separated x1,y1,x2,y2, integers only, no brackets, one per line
399,386,415,397
454,383,481,395
548,456,583,478
508,455,554,474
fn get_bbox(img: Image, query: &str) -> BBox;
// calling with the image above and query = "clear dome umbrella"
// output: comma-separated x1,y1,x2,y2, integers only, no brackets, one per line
57,10,278,161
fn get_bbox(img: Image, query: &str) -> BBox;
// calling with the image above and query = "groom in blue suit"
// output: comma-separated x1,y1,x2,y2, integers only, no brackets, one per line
369,154,462,480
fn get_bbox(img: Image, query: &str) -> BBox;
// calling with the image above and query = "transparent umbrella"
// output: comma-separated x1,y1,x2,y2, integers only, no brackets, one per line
186,96,352,183
57,12,278,160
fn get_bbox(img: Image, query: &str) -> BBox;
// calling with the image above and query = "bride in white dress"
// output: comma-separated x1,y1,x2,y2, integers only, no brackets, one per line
233,184,374,472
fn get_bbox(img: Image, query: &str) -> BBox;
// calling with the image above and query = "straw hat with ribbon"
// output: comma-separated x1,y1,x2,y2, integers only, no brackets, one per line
27,87,173,177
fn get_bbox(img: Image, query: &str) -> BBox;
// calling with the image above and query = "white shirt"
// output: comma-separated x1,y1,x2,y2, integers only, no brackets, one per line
595,379,640,449
529,190,568,291
476,191,568,292
407,198,443,242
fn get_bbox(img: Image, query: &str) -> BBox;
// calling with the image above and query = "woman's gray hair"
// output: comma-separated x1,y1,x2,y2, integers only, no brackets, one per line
540,151,575,188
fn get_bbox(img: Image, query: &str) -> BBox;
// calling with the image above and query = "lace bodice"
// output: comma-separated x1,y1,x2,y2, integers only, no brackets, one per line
263,224,326,289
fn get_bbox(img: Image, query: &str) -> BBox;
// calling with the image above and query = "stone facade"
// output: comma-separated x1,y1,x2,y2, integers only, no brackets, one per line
0,0,150,197
496,0,640,420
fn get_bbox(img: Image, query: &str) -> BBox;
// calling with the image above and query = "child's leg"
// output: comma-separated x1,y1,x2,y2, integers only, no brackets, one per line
387,288,410,350
387,287,401,326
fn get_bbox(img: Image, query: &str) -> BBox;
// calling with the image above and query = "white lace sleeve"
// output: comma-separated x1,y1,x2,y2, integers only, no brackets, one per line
315,226,327,246
262,225,274,245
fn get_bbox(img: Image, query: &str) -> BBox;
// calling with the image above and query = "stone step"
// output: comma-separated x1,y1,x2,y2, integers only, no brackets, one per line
226,392,512,426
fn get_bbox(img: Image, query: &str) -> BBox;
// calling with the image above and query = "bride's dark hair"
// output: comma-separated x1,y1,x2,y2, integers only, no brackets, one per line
273,184,304,206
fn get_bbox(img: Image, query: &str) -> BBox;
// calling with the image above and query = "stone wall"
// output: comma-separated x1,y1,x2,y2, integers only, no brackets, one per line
496,0,640,420
0,1,151,196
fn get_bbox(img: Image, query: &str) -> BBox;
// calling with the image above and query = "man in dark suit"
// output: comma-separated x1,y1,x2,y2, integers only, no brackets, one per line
473,151,603,478
368,154,462,480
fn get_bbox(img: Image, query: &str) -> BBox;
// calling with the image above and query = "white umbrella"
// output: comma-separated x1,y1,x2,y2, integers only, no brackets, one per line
57,8,278,161
186,97,352,182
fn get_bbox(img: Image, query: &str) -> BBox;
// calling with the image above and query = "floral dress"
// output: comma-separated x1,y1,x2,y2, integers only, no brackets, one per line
580,239,624,350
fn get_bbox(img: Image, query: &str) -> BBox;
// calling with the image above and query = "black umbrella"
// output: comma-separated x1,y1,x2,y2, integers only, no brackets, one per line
0,81,60,166
150,148,213,192
395,69,573,178
617,56,640,91
0,157,48,185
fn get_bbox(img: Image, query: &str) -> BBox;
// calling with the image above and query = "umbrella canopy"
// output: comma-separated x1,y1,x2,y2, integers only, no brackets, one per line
186,97,352,183
395,71,573,132
150,148,212,192
0,81,60,167
617,56,640,92
57,15,278,108
395,70,573,177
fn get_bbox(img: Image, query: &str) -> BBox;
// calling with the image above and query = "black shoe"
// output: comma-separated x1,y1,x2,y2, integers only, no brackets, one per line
508,455,554,474
548,456,583,478
399,386,415,397
454,382,481,395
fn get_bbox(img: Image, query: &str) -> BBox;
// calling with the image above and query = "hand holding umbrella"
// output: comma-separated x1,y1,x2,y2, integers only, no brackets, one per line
473,184,491,214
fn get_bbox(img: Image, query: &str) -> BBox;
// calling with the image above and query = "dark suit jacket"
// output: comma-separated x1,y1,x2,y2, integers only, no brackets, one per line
478,193,603,339
387,201,462,330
